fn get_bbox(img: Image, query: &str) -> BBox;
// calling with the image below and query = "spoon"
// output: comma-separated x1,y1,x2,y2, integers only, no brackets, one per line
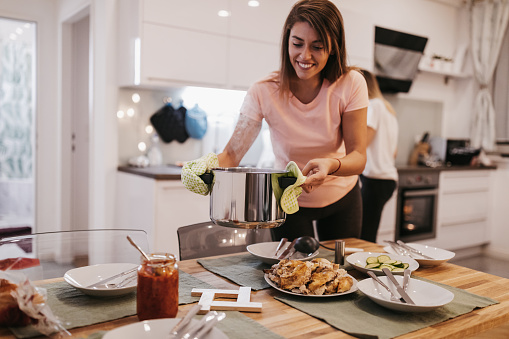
127,235,151,261
293,236,320,255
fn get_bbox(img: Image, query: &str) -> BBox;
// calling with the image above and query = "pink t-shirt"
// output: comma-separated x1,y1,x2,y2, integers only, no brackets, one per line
240,70,368,208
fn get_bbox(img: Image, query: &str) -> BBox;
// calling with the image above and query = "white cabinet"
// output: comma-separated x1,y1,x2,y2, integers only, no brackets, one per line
118,0,294,90
115,172,210,258
419,170,494,251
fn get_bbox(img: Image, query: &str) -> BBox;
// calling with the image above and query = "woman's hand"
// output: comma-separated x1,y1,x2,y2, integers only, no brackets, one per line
301,158,340,193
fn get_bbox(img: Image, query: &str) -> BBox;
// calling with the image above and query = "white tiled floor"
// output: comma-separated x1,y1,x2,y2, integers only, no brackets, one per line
449,255,509,279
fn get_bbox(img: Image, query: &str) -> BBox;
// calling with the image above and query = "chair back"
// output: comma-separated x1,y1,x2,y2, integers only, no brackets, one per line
177,222,272,260
0,229,149,280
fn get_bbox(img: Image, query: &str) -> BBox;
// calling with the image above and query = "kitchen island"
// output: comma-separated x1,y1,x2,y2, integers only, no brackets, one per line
2,238,508,338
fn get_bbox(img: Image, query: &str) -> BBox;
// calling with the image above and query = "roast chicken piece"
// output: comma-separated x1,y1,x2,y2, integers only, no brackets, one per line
267,258,353,295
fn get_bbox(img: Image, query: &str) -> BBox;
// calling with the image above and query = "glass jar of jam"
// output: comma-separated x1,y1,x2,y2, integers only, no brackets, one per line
137,253,178,321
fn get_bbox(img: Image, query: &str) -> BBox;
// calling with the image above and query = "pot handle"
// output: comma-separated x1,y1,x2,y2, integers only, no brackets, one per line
278,176,297,189
199,172,214,185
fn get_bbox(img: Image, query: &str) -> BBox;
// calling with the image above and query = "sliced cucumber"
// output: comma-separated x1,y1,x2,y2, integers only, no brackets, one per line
379,264,394,270
392,267,405,272
377,255,391,263
392,260,402,266
366,256,379,264
384,259,397,265
365,263,380,269
402,263,409,269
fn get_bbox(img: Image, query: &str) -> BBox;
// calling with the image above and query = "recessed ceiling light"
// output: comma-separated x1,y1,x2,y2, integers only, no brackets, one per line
138,142,147,152
218,10,231,17
126,108,135,117
145,125,154,134
116,110,125,119
248,1,260,7
132,93,140,103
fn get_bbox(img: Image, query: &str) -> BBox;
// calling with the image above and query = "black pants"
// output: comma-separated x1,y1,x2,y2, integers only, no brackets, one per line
271,181,362,241
359,174,397,243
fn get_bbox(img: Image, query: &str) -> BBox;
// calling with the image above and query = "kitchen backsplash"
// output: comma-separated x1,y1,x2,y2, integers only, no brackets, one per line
117,86,269,167
118,87,443,169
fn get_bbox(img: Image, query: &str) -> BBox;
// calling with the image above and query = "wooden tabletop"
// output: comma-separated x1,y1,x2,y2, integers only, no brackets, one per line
1,238,508,338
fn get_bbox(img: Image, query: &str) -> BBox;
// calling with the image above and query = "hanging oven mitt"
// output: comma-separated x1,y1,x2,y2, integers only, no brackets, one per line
278,161,306,214
181,153,218,196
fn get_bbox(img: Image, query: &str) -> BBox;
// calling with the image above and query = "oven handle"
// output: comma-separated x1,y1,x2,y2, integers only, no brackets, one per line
403,188,438,197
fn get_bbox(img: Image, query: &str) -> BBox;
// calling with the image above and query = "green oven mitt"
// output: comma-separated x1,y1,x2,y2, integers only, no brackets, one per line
181,153,218,195
280,161,306,214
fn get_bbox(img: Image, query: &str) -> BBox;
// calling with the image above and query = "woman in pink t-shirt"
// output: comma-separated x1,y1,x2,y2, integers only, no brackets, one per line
218,0,369,241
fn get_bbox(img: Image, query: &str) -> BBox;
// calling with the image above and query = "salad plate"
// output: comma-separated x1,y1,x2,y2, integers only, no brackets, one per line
347,252,419,276
383,243,455,267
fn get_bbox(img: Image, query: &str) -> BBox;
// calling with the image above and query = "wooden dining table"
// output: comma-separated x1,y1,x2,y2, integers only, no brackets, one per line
1,238,509,339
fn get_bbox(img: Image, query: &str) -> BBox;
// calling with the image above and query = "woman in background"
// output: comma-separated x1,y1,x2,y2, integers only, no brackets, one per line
359,69,398,243
217,0,369,241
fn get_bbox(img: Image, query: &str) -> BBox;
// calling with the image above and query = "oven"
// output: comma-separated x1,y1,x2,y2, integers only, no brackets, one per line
395,171,439,242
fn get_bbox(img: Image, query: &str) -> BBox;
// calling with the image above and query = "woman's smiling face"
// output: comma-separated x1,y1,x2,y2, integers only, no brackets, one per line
288,21,330,82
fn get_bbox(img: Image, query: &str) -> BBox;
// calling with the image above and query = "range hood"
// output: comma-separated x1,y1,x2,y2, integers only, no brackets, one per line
374,26,428,93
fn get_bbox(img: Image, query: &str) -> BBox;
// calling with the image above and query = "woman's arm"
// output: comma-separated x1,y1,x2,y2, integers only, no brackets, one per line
217,114,262,167
301,107,367,193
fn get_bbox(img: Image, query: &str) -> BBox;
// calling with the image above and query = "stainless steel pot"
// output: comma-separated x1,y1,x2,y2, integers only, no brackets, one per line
201,167,296,229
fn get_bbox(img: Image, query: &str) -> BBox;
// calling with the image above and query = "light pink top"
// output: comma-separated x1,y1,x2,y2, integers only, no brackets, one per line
240,70,368,208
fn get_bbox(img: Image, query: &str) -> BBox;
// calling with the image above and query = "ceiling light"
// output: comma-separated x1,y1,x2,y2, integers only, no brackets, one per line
117,110,125,119
138,142,147,152
218,10,230,17
248,1,260,7
132,93,141,103
127,108,135,117
145,125,154,134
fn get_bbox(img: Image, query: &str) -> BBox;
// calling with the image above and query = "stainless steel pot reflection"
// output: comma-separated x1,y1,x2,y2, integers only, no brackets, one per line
204,167,294,229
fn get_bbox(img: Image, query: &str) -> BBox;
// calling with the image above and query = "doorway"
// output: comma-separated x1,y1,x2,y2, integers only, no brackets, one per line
61,10,90,265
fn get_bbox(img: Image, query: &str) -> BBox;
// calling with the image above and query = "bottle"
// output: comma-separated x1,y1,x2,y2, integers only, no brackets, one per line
147,133,163,166
137,253,179,321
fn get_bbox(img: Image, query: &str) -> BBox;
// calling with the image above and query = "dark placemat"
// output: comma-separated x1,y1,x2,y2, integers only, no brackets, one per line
9,270,215,338
273,276,498,339
197,249,351,290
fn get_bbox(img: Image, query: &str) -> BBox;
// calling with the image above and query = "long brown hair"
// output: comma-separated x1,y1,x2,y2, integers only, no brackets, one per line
272,0,353,96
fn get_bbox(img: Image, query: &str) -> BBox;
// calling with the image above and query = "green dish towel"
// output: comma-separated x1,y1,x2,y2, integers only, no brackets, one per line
281,161,306,213
181,152,218,195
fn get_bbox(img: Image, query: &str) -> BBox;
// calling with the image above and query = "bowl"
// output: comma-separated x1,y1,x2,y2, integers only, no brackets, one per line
347,252,419,276
383,243,455,267
103,317,227,339
247,242,319,265
357,275,454,312
64,263,138,297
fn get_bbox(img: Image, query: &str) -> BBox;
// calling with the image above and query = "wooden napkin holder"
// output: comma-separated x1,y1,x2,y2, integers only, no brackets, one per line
191,287,262,314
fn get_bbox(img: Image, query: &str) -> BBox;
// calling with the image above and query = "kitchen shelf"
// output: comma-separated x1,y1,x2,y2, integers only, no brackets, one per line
418,66,472,84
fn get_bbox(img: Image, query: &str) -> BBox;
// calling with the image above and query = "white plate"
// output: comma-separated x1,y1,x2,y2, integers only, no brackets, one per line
347,252,419,276
103,317,228,339
64,263,138,297
357,275,454,312
264,273,358,297
247,242,319,265
383,243,455,267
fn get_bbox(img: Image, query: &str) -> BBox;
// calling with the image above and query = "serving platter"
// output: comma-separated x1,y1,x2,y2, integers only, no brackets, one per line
64,263,138,297
264,273,358,297
103,317,227,339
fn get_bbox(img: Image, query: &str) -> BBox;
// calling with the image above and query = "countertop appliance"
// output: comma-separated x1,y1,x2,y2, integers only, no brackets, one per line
429,137,480,166
395,171,439,242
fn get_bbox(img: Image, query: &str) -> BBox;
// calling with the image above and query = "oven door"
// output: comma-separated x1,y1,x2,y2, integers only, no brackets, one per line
396,187,438,242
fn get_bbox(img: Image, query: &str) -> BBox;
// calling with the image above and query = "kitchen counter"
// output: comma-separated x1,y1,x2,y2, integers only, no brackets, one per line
118,164,497,180
397,164,496,173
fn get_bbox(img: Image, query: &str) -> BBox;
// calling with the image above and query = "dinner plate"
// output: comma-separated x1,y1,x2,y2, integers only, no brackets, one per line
347,252,419,276
357,275,454,312
64,263,138,297
264,273,358,297
383,243,455,267
103,317,228,339
247,242,319,265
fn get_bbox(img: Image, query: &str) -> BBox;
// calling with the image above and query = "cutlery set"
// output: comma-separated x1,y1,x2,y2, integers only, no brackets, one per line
384,240,434,260
369,268,415,304
170,304,226,339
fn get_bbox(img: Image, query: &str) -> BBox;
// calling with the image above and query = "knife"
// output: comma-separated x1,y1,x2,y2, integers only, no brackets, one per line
274,238,288,257
85,267,138,288
403,268,411,292
382,268,415,305
278,238,297,259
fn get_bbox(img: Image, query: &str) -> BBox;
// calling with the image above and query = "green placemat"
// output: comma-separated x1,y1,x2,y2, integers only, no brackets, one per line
9,270,215,338
197,249,351,291
274,276,498,339
79,311,284,339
